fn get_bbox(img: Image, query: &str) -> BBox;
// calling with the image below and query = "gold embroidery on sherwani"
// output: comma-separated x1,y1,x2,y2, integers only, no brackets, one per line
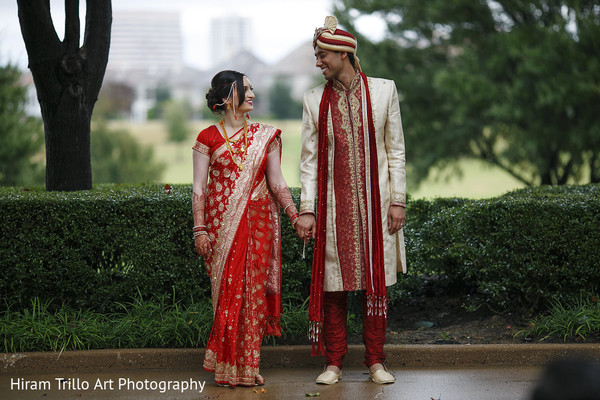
329,77,371,291
300,77,408,286
300,200,314,213
391,191,407,204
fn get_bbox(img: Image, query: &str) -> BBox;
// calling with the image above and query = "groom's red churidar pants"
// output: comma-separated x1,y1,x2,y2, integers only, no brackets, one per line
323,290,387,369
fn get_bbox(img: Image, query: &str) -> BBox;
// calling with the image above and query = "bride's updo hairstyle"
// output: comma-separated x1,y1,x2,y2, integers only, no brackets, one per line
206,70,246,115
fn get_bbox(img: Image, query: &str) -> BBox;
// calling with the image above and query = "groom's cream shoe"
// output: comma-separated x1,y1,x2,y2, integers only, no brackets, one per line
316,369,342,384
369,366,395,384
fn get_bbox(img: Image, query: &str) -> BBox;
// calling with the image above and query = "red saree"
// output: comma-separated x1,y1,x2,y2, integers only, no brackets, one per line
193,122,282,387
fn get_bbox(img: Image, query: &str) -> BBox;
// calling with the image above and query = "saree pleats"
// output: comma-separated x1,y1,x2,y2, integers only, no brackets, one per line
203,194,273,386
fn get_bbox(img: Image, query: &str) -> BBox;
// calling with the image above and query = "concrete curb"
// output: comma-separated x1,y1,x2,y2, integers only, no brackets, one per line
2,344,600,374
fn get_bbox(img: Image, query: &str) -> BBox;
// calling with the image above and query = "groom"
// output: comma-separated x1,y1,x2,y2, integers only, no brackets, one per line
295,16,408,385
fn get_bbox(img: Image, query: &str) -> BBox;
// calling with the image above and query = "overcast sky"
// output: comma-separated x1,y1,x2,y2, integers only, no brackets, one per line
0,0,386,70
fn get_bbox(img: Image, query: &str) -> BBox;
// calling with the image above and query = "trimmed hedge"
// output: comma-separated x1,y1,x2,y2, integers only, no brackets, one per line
405,184,600,313
1,185,201,312
0,184,311,313
1,184,599,315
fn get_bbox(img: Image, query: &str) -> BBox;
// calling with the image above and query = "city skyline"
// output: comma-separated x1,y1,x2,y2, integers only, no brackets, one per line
0,1,386,71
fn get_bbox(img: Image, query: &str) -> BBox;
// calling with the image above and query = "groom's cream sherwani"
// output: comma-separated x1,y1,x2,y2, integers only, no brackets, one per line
300,75,407,292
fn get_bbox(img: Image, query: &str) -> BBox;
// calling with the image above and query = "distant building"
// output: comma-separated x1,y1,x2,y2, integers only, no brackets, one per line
209,17,253,68
105,10,189,121
18,7,324,121
21,12,320,122
265,40,322,101
109,10,183,73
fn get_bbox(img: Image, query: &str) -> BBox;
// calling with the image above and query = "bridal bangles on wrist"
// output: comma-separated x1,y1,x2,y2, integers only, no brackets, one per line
193,224,207,238
290,213,299,228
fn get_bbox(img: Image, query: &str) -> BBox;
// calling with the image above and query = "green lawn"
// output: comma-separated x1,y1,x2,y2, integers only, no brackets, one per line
111,119,525,199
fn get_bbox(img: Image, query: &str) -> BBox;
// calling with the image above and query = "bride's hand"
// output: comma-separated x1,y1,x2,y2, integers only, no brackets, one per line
195,235,212,258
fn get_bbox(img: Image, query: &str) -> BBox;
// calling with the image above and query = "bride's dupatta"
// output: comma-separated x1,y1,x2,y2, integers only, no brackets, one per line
200,122,282,387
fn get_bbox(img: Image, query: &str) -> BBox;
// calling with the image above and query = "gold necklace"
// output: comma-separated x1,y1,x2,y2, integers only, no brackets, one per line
219,120,248,170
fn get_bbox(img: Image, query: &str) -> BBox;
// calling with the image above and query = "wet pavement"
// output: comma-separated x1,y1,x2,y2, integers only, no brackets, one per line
2,344,600,400
1,365,541,400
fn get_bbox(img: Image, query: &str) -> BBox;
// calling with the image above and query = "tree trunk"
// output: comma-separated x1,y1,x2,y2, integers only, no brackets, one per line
591,151,600,184
539,146,559,186
43,85,93,190
17,0,112,191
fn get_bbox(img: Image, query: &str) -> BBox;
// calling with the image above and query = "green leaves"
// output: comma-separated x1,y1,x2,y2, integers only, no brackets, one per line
0,184,205,313
1,183,599,340
0,64,44,186
0,295,214,353
91,120,165,184
335,0,600,187
406,184,600,314
517,294,600,342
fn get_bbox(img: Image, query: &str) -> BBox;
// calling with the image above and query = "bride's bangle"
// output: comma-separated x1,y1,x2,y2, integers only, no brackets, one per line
290,213,299,228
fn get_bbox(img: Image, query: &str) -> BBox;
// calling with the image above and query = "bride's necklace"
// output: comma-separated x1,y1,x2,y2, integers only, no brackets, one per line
219,119,248,170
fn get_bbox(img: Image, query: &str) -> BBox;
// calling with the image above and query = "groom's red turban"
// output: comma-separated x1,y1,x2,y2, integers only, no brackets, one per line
313,16,362,71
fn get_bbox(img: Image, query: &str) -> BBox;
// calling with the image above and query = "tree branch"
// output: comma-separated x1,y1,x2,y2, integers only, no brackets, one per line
80,0,112,108
64,0,81,54
540,146,560,185
475,136,534,187
83,0,112,62
557,155,574,185
16,0,61,65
